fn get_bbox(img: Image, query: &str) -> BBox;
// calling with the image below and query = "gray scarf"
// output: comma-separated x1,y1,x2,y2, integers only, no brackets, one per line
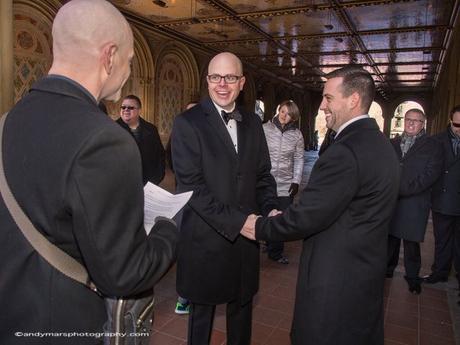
400,129,425,157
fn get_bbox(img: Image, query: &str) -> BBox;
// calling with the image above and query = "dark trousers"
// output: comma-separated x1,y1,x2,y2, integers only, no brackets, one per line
267,196,292,260
431,212,460,279
387,235,421,280
188,299,252,345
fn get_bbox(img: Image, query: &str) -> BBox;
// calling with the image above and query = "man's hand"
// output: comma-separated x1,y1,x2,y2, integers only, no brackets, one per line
268,209,282,217
288,183,299,197
240,214,259,240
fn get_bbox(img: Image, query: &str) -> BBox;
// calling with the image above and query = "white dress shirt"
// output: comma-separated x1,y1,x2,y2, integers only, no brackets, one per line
212,101,238,153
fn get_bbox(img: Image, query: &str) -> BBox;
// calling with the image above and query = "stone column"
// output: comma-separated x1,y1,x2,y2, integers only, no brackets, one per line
381,103,393,138
0,0,14,113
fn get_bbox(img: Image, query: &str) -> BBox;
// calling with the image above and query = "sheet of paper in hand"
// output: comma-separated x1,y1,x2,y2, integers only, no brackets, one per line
143,182,192,234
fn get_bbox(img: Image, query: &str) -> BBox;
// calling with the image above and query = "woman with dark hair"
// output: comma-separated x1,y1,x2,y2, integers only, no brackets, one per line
263,100,305,264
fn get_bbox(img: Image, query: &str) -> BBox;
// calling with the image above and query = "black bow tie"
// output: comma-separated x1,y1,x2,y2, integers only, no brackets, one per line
221,110,242,124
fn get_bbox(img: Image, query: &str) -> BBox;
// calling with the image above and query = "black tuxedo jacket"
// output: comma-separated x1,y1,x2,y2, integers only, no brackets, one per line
171,97,277,304
0,76,177,344
431,130,460,215
256,118,400,345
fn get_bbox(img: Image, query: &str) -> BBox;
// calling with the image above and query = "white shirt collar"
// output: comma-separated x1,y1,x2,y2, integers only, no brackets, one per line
212,101,236,122
335,114,369,138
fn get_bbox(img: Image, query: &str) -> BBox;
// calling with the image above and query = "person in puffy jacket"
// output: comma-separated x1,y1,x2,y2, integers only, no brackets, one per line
263,100,305,263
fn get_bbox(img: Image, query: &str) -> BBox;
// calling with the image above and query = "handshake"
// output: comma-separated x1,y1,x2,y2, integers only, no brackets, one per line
240,209,282,241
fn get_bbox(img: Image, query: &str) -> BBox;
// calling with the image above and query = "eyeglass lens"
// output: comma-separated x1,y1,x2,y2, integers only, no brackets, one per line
121,106,136,110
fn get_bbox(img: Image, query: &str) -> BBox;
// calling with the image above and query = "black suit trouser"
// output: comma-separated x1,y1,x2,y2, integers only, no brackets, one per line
188,299,252,345
387,235,421,280
267,196,292,260
431,211,460,279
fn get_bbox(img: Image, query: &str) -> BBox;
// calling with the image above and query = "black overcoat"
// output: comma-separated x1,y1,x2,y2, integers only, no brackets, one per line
431,130,460,216
171,97,277,304
389,135,443,242
0,76,178,344
116,117,165,185
255,118,400,345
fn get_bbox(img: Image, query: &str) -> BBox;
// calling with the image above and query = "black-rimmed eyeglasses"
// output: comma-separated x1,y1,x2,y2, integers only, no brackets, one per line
207,74,242,84
120,105,137,111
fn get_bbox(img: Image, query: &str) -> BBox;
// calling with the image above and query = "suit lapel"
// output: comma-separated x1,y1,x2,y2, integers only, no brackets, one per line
236,109,249,156
402,135,426,160
442,132,460,167
202,98,238,159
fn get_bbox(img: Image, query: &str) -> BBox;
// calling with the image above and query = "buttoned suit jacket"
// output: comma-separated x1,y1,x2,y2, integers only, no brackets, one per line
389,135,443,242
255,118,400,345
171,97,277,304
0,76,178,344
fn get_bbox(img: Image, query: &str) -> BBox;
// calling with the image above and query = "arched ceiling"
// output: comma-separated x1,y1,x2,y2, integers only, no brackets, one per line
110,0,459,99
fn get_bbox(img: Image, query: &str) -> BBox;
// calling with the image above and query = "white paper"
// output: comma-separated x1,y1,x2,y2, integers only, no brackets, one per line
143,182,193,234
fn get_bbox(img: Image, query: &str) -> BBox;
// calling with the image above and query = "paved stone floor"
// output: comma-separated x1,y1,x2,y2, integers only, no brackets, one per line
155,168,460,345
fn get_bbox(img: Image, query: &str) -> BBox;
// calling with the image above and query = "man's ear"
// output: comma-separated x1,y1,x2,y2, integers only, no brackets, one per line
102,43,118,76
239,76,246,91
349,91,360,110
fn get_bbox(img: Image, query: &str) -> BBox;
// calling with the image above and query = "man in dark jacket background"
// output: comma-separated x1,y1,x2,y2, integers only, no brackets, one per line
117,94,165,185
425,105,460,286
386,108,443,294
0,1,178,344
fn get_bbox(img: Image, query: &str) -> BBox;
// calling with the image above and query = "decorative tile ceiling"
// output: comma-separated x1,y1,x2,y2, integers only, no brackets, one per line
111,0,460,98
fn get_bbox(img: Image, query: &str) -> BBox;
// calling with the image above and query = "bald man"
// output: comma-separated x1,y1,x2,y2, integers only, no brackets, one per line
171,52,277,345
0,1,178,344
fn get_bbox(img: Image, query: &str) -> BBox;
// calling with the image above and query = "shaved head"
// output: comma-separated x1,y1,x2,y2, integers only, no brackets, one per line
52,0,131,62
208,52,243,76
49,0,134,101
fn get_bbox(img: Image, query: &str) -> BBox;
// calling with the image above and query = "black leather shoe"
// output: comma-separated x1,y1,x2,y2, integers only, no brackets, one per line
408,282,422,295
423,274,448,284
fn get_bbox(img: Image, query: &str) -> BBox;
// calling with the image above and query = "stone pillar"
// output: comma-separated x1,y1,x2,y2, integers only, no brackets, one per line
381,104,393,138
0,0,14,113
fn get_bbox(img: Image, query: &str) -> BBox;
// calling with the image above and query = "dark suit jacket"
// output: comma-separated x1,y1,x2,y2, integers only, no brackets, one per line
255,118,400,345
0,76,178,344
431,130,460,216
389,135,443,242
171,97,277,304
116,117,165,185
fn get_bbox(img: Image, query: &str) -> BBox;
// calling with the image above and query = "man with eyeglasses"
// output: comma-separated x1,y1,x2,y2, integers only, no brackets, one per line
425,105,460,287
386,109,443,295
171,52,277,345
116,94,165,185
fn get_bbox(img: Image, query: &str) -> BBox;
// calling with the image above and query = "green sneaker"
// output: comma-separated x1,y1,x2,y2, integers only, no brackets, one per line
175,301,190,314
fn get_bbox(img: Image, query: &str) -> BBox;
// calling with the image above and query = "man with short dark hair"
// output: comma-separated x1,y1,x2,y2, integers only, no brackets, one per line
242,66,400,345
117,94,165,185
386,109,443,295
425,105,460,285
